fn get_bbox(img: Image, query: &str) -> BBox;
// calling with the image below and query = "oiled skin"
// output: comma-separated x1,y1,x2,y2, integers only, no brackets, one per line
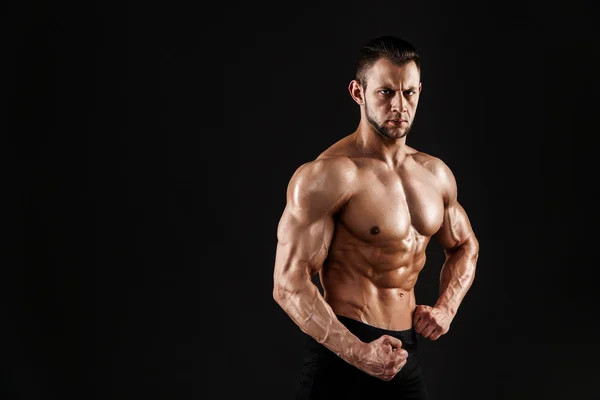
320,143,447,331
273,59,479,381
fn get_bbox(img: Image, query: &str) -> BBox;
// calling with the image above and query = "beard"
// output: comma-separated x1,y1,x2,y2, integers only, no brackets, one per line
365,99,412,140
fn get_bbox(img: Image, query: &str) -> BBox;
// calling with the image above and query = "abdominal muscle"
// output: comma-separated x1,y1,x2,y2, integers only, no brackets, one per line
320,226,429,331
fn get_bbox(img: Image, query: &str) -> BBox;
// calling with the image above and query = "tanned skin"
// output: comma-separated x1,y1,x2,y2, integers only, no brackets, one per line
273,58,479,381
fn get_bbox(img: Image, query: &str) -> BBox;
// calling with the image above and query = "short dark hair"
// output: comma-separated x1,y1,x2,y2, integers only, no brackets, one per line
355,36,420,88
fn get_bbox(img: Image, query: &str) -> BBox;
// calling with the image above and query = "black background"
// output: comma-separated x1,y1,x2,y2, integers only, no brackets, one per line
8,0,599,399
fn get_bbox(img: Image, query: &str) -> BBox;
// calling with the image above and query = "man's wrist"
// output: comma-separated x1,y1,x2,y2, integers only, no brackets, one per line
434,301,458,317
339,339,365,365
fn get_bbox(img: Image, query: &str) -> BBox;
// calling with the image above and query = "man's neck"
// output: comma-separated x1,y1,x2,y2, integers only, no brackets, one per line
354,124,408,169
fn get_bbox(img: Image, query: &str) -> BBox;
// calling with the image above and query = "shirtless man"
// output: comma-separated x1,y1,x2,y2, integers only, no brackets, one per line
273,36,479,399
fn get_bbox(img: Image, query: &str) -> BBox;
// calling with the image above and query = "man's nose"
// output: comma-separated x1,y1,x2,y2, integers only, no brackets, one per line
391,92,407,113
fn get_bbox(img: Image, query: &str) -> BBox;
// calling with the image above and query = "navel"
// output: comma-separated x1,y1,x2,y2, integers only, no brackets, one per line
370,226,381,235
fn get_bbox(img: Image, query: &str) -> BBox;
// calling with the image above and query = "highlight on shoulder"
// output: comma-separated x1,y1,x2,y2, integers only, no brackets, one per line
411,150,458,204
286,156,358,213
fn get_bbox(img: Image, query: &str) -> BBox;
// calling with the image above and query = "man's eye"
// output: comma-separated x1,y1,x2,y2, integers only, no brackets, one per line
405,91,416,96
379,89,392,95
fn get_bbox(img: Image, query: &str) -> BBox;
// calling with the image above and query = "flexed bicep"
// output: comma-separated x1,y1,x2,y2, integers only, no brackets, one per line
274,158,355,289
435,201,475,253
428,158,476,253
274,205,335,282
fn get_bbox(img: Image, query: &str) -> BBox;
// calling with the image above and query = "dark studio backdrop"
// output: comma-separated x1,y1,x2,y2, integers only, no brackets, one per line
8,0,599,399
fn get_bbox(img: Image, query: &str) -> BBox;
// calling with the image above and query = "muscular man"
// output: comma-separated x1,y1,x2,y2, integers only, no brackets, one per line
273,36,479,399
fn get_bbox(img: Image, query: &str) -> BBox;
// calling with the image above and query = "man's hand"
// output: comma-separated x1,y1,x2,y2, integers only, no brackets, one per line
350,335,408,381
413,305,453,340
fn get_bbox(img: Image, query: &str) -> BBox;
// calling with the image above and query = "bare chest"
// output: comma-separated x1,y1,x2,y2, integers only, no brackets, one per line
339,164,445,242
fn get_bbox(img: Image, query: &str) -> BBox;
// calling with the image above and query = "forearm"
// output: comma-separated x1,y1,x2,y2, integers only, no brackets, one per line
435,237,479,316
273,274,363,363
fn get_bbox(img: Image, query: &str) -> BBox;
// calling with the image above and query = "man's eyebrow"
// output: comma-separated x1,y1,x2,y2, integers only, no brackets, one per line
376,85,418,91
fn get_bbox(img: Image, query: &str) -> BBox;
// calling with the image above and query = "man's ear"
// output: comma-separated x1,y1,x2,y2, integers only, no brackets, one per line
419,82,423,93
348,80,364,105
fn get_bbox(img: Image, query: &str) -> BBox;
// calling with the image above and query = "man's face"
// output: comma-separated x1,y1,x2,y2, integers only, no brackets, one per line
363,58,422,140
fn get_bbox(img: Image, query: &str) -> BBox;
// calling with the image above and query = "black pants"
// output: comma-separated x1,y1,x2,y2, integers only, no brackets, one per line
296,315,428,400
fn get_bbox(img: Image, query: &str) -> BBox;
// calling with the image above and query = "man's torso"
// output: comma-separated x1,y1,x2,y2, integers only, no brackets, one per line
318,137,448,330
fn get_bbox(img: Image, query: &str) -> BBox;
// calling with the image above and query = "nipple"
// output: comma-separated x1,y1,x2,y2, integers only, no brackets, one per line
370,226,380,235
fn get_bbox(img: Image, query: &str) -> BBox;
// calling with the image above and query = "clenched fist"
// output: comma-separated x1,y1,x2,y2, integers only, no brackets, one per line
351,335,409,381
413,305,453,340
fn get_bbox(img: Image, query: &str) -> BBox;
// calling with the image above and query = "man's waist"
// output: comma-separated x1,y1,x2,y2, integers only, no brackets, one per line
326,299,416,332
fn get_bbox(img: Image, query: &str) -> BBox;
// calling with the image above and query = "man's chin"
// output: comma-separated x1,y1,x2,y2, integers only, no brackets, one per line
382,129,409,140
395,126,412,139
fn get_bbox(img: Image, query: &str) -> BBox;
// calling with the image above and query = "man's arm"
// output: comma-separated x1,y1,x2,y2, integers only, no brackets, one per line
414,159,479,340
273,158,360,362
273,157,408,379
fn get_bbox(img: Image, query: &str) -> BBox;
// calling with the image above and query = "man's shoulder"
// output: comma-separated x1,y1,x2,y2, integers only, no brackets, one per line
286,155,356,211
409,148,457,201
293,154,357,185
409,147,452,177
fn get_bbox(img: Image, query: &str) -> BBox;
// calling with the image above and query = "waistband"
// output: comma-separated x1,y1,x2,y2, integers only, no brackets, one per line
336,315,418,346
